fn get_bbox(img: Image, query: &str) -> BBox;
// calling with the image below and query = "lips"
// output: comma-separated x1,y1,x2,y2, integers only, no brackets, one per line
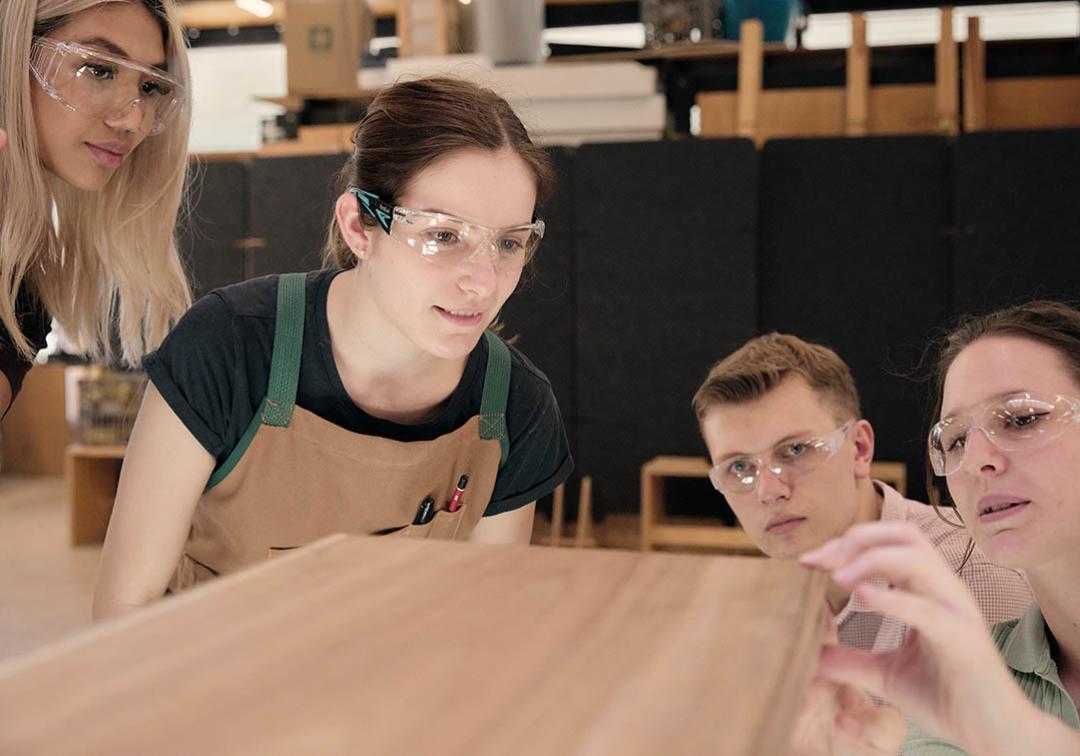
977,494,1030,523
86,141,127,168
434,305,484,327
766,514,806,533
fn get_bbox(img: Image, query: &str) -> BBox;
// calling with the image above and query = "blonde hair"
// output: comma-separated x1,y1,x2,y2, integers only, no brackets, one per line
692,332,862,423
0,0,192,365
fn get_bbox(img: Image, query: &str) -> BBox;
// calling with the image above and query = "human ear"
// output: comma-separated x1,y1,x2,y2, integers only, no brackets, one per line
851,419,875,478
334,192,375,261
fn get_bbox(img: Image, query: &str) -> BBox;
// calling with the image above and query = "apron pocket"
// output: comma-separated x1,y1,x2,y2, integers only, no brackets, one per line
267,546,301,559
400,505,468,541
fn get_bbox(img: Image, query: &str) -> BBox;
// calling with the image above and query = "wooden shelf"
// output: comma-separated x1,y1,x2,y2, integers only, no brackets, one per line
66,445,126,545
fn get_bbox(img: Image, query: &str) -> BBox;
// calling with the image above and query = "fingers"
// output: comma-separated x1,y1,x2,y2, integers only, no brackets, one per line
0,128,7,150
801,520,929,571
816,643,892,699
801,521,983,625
837,701,907,755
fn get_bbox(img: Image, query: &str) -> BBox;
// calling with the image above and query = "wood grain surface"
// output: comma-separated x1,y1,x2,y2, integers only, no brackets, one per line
0,535,826,755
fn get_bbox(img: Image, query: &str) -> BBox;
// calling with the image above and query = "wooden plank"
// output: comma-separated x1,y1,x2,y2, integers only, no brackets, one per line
700,83,937,140
935,7,959,135
845,13,869,136
736,19,764,143
867,83,937,134
0,535,826,755
984,76,1080,131
699,88,845,140
963,16,987,132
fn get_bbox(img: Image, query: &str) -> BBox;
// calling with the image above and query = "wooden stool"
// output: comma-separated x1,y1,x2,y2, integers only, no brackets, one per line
544,475,597,548
640,456,760,555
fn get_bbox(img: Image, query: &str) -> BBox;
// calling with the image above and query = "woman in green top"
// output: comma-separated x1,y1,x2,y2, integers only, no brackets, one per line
802,300,1080,755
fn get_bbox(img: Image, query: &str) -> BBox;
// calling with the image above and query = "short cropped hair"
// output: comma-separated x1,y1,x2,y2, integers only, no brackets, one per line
692,333,861,423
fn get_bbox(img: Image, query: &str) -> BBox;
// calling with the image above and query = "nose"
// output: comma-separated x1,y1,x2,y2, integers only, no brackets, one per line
457,242,499,298
959,426,1008,477
755,466,791,504
103,99,145,134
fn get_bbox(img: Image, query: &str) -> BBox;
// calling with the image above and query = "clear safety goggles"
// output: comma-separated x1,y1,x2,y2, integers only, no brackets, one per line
349,187,545,272
709,421,854,495
928,391,1080,477
30,36,184,137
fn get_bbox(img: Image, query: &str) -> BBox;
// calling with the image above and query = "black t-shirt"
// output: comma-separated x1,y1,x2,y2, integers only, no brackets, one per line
0,287,50,406
143,269,573,516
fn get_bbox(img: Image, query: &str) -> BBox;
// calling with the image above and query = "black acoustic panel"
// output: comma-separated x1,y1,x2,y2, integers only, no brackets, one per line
575,139,758,515
179,161,248,299
500,147,576,459
953,129,1080,313
759,136,953,504
249,154,345,276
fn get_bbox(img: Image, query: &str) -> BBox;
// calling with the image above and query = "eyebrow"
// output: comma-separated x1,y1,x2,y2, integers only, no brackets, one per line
75,36,168,70
714,429,813,464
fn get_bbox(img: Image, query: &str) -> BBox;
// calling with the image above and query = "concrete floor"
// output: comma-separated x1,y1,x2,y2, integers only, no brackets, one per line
0,476,101,663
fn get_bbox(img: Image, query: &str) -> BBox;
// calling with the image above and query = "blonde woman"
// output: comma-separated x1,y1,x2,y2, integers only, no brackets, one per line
0,0,192,414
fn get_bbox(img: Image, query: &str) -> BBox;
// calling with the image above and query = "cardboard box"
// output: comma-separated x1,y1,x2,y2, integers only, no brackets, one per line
397,0,461,58
284,0,372,95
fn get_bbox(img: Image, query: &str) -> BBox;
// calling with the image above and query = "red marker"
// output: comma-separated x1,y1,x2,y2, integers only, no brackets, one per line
447,475,469,512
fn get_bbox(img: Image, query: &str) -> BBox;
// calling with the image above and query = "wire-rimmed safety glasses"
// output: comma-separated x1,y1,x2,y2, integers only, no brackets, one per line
709,421,855,495
349,187,545,272
928,391,1080,476
30,36,184,137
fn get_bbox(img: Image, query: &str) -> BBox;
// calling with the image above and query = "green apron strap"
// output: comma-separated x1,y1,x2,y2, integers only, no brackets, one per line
478,330,511,467
261,272,307,427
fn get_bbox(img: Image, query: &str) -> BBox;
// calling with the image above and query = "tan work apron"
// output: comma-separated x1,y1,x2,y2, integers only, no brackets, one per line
170,272,511,591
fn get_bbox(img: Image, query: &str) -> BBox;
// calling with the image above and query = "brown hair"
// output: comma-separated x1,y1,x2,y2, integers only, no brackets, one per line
692,332,861,423
925,300,1080,515
324,76,556,269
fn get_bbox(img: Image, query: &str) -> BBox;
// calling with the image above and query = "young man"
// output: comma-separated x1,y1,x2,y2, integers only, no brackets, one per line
692,333,1031,652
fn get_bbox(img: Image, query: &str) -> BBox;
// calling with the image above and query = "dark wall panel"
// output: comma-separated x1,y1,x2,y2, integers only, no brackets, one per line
500,147,577,458
575,139,758,515
953,129,1080,313
249,154,345,276
759,136,953,503
180,161,248,299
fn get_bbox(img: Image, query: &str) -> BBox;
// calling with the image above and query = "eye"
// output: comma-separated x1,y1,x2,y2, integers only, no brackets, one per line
497,236,526,255
945,434,967,453
140,79,172,97
728,459,752,476
781,442,809,458
1005,411,1049,430
427,229,461,245
79,62,116,80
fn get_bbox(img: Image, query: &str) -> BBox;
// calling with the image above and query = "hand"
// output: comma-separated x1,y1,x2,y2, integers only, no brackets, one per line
0,128,7,150
789,610,906,756
800,521,1032,752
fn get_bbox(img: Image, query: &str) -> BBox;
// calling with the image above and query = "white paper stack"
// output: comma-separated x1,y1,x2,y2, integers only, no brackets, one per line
370,56,665,145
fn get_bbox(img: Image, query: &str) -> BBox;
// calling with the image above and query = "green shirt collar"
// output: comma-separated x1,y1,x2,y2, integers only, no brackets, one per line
1000,602,1056,677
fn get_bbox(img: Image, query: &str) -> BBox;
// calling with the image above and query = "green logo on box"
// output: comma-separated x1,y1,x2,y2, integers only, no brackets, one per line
308,25,333,51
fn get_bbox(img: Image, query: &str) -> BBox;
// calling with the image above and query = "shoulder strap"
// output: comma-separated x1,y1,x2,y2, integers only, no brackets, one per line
478,330,511,467
261,272,307,427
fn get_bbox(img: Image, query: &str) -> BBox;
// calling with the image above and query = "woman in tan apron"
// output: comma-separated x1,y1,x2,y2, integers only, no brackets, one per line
93,77,573,619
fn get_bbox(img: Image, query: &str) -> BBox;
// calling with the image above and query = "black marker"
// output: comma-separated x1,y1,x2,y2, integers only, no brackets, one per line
413,496,436,525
